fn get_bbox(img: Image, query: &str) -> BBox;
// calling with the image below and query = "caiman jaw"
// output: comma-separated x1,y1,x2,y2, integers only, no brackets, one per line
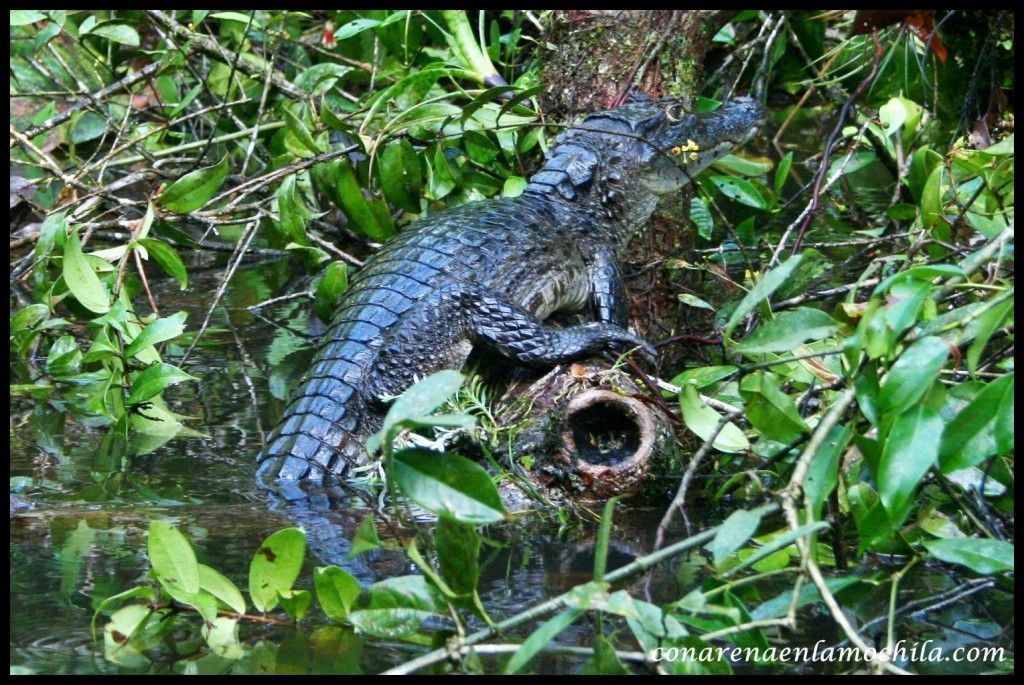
660,96,767,180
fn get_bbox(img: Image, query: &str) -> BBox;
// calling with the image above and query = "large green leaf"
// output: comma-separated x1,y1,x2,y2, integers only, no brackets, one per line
678,382,748,454
124,311,187,359
159,156,229,213
736,308,839,354
710,176,767,209
249,528,306,613
346,608,433,639
724,254,804,339
877,335,949,416
63,228,111,313
393,448,506,524
378,139,422,212
127,363,197,405
376,370,466,444
739,371,809,444
333,160,394,241
938,373,1015,473
878,384,945,521
136,238,188,290
199,563,246,615
923,538,1014,575
148,521,200,594
706,509,764,564
314,566,361,621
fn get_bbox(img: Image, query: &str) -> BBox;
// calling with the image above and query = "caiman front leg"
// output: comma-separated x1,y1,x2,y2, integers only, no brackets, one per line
364,282,655,401
588,245,629,326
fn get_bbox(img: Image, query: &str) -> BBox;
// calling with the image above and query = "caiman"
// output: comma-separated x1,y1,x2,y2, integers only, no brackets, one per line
257,95,765,485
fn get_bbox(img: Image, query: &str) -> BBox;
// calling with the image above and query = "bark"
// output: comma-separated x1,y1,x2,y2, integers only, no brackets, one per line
538,10,736,117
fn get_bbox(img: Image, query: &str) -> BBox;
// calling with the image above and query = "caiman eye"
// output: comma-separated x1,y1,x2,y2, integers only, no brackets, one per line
665,103,685,122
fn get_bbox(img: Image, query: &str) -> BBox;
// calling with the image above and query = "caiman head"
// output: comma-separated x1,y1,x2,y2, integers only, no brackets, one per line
525,95,766,245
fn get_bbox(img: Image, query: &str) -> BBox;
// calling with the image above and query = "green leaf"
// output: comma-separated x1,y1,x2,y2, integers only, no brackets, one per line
333,160,394,240
283,105,321,156
148,521,200,594
367,575,444,612
505,609,583,674
502,175,527,198
202,616,244,660
127,363,197,405
712,154,773,177
689,195,714,240
463,129,499,163
773,151,793,196
124,311,187,359
826,151,877,179
582,634,630,675
199,563,246,616
294,63,353,96
710,175,767,210
335,17,382,41
923,538,1014,575
460,85,517,125
249,528,306,613
723,254,804,339
313,261,349,323
62,228,111,313
436,516,480,596
347,608,433,639
803,424,853,518
209,11,263,28
35,209,68,262
91,586,158,641
104,604,166,668
877,336,949,416
678,382,748,454
920,163,944,229
46,334,81,377
706,509,764,564
314,566,361,621
276,174,310,244
346,514,381,558
735,307,839,354
393,449,507,524
966,297,1013,373
378,370,466,441
981,133,1014,156
873,264,964,296
159,156,229,213
279,589,312,621
11,10,47,25
136,238,188,290
68,112,105,144
878,383,946,521
378,139,422,212
89,23,140,46
739,371,809,444
938,373,1014,473
669,365,737,390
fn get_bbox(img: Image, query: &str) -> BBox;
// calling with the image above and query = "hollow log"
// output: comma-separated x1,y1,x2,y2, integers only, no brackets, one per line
500,363,678,502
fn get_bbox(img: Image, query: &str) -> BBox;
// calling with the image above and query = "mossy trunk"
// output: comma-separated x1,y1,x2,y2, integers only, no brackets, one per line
538,10,735,116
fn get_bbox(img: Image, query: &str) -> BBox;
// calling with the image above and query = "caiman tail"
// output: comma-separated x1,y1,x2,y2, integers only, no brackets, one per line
256,324,378,485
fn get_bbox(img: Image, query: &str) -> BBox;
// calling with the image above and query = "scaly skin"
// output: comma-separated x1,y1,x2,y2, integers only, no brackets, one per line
258,95,765,485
